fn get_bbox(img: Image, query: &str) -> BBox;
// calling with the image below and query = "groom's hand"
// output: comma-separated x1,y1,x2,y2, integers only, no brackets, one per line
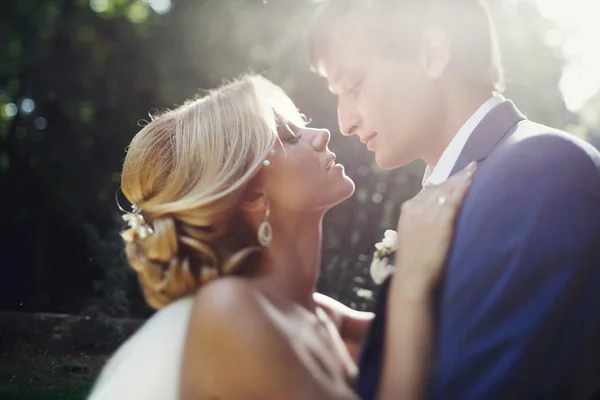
314,293,374,361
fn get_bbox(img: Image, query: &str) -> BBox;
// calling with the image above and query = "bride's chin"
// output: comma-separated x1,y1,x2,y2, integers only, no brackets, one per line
338,177,356,199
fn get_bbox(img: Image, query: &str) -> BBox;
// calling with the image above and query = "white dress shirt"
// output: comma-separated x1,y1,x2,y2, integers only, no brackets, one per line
423,95,504,187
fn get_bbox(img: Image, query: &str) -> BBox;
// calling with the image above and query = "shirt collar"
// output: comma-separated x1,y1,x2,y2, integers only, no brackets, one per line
423,95,504,187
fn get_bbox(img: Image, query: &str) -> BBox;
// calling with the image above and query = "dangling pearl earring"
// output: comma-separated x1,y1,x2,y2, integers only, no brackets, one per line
257,204,273,247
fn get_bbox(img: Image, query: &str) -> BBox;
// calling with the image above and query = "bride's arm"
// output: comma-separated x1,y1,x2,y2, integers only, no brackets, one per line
378,279,434,400
314,292,374,360
377,163,477,400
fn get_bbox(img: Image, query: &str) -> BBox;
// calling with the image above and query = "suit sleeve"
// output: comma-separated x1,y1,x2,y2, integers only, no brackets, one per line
430,135,600,399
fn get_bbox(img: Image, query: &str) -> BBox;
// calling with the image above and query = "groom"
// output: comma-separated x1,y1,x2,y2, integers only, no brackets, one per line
308,0,600,399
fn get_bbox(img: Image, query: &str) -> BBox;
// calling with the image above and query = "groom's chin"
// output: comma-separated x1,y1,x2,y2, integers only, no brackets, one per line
375,146,418,171
374,152,408,171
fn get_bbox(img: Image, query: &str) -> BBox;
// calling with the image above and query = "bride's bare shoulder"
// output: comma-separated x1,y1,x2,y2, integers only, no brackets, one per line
180,278,292,398
192,276,263,317
186,276,274,349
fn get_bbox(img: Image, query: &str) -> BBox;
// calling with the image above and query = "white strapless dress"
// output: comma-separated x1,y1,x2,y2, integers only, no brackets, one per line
87,297,194,400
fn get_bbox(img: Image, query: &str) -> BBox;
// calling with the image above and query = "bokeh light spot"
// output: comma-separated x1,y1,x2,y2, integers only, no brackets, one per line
354,288,373,300
20,98,35,115
80,104,94,123
357,165,370,176
127,2,150,23
4,103,18,118
145,0,171,14
372,193,383,204
34,117,48,130
90,0,108,13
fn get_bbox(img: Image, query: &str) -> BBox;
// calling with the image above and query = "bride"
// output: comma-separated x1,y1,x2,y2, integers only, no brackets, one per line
87,75,475,400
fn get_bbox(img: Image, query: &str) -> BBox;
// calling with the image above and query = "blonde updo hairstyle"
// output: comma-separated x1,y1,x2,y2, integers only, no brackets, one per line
120,75,303,309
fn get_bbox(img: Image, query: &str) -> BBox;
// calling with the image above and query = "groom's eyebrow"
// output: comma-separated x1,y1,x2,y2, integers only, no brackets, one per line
327,73,344,95
326,63,365,94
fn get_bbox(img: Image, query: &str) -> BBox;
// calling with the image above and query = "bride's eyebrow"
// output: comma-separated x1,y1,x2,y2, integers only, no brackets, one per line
274,113,288,130
274,115,298,137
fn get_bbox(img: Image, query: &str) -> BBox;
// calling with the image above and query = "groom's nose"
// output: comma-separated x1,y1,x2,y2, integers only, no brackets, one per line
337,99,360,136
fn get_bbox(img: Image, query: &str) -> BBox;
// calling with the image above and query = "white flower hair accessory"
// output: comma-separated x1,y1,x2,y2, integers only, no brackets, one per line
370,229,397,284
121,205,154,240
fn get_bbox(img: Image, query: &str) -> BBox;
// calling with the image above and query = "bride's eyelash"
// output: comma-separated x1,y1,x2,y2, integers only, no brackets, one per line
281,122,303,144
287,131,303,144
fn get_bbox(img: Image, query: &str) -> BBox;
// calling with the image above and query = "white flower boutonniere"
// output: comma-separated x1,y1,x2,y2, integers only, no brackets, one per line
370,229,397,284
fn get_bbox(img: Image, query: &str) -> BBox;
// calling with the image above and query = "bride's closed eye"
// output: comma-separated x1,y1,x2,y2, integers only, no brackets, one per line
279,122,303,145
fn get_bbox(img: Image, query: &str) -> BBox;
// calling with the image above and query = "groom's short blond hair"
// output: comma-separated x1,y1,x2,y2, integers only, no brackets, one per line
308,0,504,92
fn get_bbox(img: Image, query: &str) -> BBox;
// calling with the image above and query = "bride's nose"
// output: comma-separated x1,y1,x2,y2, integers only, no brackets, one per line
311,128,331,151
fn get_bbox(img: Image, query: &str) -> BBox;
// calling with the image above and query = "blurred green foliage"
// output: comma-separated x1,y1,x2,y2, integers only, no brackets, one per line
0,0,597,316
0,373,91,400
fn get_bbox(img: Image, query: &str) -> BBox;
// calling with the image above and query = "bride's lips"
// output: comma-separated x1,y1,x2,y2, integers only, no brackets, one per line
325,152,344,172
325,153,336,170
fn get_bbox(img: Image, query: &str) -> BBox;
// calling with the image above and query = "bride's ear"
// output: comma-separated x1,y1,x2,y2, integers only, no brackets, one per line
240,187,268,214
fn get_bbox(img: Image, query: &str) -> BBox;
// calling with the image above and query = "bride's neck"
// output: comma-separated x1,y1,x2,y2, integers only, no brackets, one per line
255,211,324,310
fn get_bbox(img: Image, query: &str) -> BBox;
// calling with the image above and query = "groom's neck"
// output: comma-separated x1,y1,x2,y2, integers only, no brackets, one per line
422,86,493,167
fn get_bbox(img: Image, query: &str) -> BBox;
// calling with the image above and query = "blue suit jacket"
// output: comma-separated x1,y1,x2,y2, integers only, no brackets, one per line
356,100,600,399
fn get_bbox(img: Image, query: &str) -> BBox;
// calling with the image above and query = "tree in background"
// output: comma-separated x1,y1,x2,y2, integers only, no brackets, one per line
0,0,591,317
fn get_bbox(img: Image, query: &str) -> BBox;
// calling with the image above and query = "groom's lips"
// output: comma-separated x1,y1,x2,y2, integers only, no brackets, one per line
362,133,377,150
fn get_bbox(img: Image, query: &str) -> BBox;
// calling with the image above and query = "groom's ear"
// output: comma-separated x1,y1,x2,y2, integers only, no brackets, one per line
420,28,451,80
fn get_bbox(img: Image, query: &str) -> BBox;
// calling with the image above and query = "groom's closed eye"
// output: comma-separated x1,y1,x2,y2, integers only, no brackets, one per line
346,78,363,97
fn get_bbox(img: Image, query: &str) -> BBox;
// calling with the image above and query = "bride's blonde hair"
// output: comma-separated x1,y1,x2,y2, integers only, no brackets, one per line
120,75,302,309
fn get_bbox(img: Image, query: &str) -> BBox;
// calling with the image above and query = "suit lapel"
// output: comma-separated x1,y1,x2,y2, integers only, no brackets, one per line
449,100,526,176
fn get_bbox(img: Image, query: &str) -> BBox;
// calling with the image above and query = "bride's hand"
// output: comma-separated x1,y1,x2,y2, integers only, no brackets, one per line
393,162,477,297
